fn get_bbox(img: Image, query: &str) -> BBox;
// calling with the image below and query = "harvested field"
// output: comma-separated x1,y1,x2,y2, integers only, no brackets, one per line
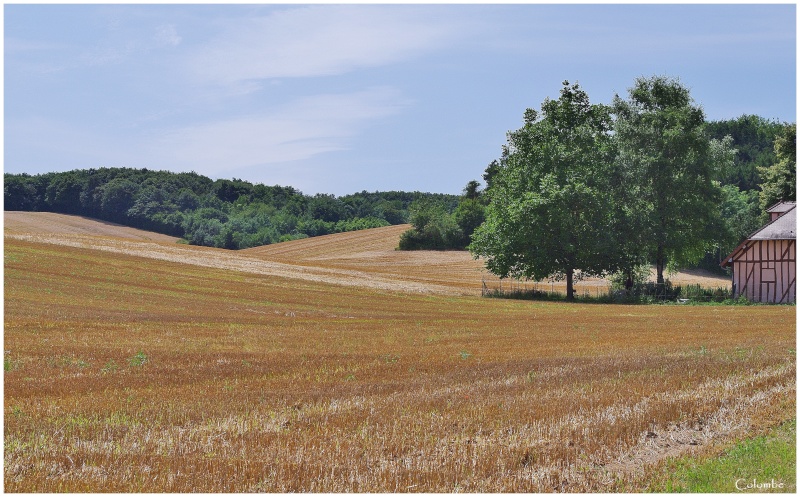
4,215,795,492
4,211,179,243
243,222,730,293
4,213,729,296
243,224,501,293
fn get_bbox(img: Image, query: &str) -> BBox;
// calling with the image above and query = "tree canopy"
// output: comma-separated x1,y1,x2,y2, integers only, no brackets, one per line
705,114,785,192
758,123,796,210
469,81,618,300
397,181,485,251
612,75,733,284
471,76,753,295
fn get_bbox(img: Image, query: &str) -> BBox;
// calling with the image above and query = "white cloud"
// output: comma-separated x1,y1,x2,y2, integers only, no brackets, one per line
188,5,468,87
150,87,411,176
155,24,182,47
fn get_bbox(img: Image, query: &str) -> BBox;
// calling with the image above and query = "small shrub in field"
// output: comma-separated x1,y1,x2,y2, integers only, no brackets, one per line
129,351,148,367
102,359,119,374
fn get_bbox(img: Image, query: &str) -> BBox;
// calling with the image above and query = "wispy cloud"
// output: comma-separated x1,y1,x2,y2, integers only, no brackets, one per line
154,24,181,47
188,5,470,87
150,87,411,176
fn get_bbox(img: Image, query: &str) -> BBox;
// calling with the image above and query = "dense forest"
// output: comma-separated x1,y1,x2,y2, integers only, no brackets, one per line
700,115,795,270
3,113,794,264
3,167,459,249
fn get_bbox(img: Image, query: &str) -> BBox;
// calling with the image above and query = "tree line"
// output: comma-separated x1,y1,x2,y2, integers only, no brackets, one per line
3,167,459,249
468,76,796,300
397,180,486,251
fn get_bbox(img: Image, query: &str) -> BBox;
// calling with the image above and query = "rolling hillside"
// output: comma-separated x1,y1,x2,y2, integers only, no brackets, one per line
242,224,501,293
4,211,180,242
4,211,729,295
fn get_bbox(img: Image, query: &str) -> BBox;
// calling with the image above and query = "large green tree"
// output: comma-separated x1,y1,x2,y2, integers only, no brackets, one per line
758,123,796,210
469,81,618,300
612,76,731,285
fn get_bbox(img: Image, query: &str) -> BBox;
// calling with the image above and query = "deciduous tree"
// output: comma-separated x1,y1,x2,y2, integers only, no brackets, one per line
469,81,618,300
612,76,730,285
758,123,796,210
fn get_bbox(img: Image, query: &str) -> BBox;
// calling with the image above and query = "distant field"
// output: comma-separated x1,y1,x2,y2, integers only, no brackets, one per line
4,211,179,243
242,220,731,293
4,213,794,492
5,212,730,296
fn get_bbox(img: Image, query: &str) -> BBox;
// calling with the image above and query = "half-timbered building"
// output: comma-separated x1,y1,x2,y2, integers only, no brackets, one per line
766,200,796,222
721,202,796,303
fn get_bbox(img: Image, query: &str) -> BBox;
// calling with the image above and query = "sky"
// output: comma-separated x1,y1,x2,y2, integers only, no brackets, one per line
4,3,797,196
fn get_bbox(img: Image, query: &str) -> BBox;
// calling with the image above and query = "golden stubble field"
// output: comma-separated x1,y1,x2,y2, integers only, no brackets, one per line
3,214,796,492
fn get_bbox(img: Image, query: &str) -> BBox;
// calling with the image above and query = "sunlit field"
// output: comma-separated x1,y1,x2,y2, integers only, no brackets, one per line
4,223,795,492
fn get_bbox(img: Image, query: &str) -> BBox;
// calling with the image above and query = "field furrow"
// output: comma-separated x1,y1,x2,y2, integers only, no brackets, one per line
4,214,795,492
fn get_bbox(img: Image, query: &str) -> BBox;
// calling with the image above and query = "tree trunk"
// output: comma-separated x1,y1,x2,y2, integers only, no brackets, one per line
566,268,575,301
624,269,634,295
656,244,665,286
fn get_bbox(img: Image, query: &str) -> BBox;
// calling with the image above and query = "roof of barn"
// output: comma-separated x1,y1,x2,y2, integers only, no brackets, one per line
751,205,796,240
766,200,796,213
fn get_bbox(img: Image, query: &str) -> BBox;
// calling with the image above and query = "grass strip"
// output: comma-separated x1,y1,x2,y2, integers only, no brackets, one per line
645,418,796,493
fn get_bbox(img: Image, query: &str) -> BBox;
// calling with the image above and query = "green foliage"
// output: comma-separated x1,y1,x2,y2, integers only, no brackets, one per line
4,167,455,250
101,360,119,374
705,114,786,192
129,351,148,367
470,81,618,300
612,75,732,284
4,174,41,211
719,184,765,250
759,123,796,210
609,264,651,292
398,182,484,251
398,201,463,250
454,198,485,241
473,76,773,291
4,352,16,373
485,280,735,305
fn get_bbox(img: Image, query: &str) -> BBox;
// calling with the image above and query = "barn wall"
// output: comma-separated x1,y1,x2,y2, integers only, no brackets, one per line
732,239,796,303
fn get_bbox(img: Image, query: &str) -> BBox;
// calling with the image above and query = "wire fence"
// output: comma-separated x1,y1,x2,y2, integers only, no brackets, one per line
482,278,733,303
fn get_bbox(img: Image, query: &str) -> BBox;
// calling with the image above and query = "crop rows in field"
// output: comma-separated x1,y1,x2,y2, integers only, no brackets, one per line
5,212,730,297
4,211,179,242
3,213,795,492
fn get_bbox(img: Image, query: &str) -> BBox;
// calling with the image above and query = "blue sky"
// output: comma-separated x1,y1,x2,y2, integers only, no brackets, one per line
4,3,796,196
